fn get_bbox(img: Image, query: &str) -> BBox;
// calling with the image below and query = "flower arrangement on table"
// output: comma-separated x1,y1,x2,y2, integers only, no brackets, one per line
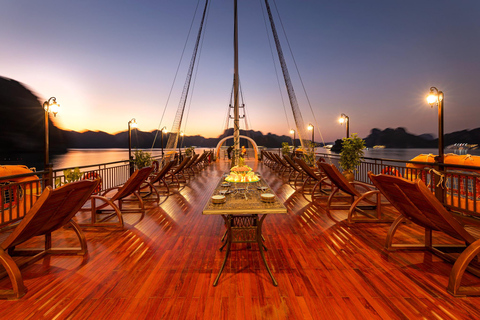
225,165,259,182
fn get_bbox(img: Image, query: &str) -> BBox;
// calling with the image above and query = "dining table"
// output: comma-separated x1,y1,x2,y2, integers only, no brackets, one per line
202,174,287,286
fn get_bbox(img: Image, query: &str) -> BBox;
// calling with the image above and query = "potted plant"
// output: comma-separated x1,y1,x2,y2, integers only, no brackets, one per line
132,150,153,169
303,141,316,166
55,167,82,187
185,146,195,157
339,133,365,181
281,142,291,157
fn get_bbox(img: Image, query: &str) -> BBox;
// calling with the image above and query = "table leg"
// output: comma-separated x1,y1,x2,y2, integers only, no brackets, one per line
214,216,232,286
257,215,277,286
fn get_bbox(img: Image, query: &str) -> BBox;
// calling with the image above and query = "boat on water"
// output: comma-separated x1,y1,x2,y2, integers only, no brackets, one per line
406,153,480,200
0,165,39,217
373,145,385,149
446,143,478,151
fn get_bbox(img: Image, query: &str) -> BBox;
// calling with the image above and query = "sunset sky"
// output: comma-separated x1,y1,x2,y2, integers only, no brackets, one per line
2,0,479,144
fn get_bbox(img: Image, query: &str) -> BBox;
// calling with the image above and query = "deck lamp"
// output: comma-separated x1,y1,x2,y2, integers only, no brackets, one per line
160,126,168,158
339,113,349,138
307,123,314,147
43,97,60,185
128,118,137,176
179,131,184,157
290,129,296,151
427,87,445,202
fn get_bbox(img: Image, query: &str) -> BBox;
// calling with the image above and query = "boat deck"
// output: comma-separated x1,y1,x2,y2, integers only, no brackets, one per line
1,159,480,319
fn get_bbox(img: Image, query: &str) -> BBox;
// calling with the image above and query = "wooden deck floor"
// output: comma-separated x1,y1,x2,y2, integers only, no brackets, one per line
1,159,480,319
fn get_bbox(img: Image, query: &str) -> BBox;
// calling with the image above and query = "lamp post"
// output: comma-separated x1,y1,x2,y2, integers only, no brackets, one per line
339,113,349,138
160,126,167,158
128,118,137,176
179,131,184,159
307,123,314,149
427,87,445,202
43,97,60,187
290,129,296,152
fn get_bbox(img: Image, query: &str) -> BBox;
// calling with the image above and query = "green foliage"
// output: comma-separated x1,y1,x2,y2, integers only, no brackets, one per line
55,168,82,187
281,142,291,156
303,141,316,166
185,147,195,157
132,150,153,169
339,133,365,173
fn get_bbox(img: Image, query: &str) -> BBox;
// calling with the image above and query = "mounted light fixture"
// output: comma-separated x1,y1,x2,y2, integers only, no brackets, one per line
43,97,60,182
339,113,349,138
290,129,296,151
160,126,168,157
128,118,137,176
426,86,445,202
307,123,314,146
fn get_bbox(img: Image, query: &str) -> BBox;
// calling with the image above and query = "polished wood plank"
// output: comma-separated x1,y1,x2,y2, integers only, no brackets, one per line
1,159,480,319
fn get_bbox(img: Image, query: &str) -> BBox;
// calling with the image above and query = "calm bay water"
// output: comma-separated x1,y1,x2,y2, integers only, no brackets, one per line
50,148,214,169
47,147,480,170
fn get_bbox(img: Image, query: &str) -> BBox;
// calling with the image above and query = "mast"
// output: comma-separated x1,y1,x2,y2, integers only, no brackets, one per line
264,0,307,150
165,0,209,153
232,0,240,167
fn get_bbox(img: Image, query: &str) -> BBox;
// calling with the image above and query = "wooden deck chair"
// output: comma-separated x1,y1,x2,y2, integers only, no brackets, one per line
317,162,390,223
368,172,480,297
264,152,278,170
183,153,200,178
192,152,208,172
164,156,192,192
0,179,99,299
271,153,291,175
295,158,331,202
283,155,308,190
141,160,176,201
262,151,274,168
78,166,153,229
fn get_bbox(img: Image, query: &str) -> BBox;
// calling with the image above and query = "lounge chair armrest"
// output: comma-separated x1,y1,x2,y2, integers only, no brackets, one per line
350,181,375,192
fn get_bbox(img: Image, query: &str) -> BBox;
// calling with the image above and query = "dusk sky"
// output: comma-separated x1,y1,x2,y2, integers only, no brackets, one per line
2,0,479,144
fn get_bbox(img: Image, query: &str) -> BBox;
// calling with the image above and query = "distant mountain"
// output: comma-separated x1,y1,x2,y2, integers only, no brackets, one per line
364,127,433,148
0,76,67,158
63,128,296,149
1,76,479,156
331,127,480,153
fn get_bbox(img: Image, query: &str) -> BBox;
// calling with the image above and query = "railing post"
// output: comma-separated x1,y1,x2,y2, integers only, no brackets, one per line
45,163,53,189
434,159,445,204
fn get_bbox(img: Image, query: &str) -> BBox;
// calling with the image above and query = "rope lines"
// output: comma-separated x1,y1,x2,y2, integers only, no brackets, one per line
165,0,210,151
151,0,202,151
258,0,290,134
263,0,308,150
270,0,326,147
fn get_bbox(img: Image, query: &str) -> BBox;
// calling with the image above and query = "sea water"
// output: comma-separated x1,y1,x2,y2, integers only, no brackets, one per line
16,147,480,171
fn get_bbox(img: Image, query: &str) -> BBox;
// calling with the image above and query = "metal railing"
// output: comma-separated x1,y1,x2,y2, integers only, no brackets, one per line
316,152,480,217
0,155,165,227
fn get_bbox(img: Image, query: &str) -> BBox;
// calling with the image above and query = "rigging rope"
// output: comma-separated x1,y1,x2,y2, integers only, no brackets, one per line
180,2,210,151
263,0,307,150
258,0,290,134
165,0,210,152
271,0,326,147
151,0,202,151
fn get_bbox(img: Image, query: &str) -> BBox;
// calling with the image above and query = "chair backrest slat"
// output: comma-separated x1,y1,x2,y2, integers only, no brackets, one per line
150,160,175,184
317,162,361,197
111,167,153,202
368,173,476,244
1,179,99,250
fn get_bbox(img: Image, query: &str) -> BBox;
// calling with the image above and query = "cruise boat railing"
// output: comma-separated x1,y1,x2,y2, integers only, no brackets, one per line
316,152,480,217
0,155,164,227
0,172,42,227
3,151,479,225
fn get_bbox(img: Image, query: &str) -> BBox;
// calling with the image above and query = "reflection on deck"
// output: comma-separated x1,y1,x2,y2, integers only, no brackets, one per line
0,159,480,319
